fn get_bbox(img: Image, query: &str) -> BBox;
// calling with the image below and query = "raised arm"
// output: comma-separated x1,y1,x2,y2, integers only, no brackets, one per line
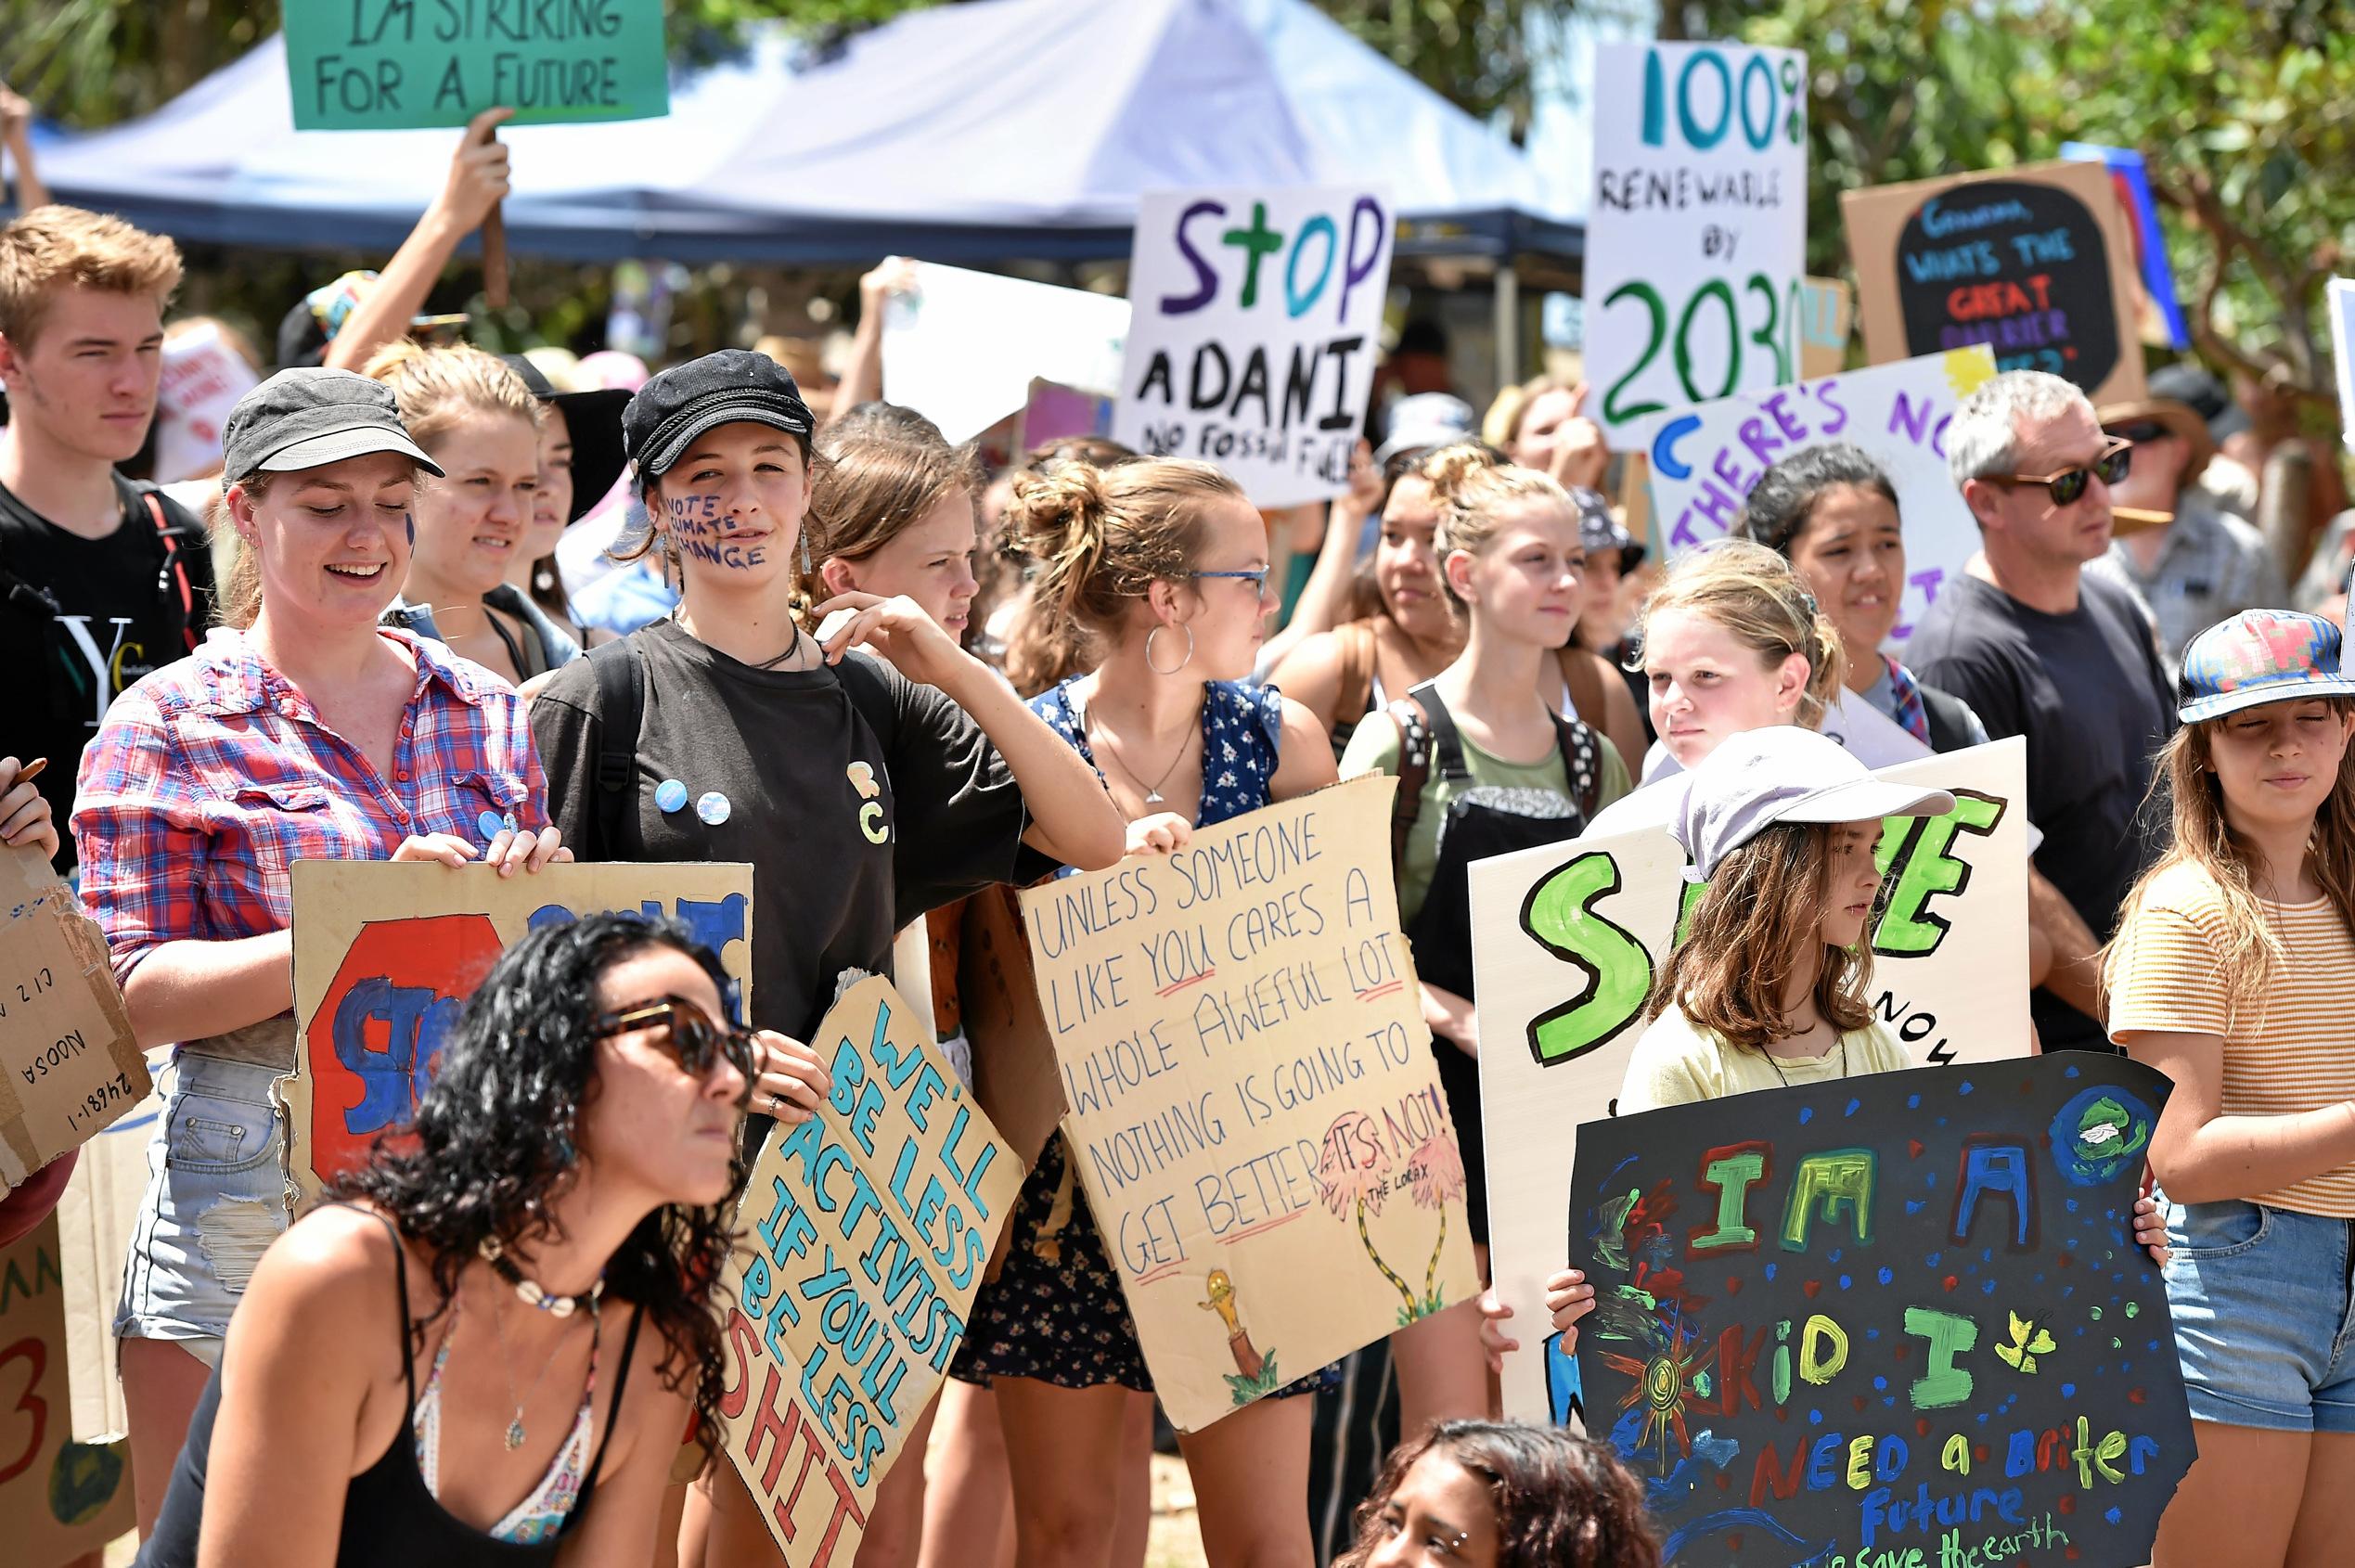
323,108,512,372
0,83,47,212
828,257,917,422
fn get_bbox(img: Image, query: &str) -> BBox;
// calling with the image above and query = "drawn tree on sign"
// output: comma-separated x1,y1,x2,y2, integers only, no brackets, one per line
1406,1129,1468,1321
1316,1110,1418,1319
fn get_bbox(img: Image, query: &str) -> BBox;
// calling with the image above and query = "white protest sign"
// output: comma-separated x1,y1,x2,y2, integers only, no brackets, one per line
1584,42,1808,444
882,263,1129,444
1469,739,2031,1424
1116,186,1395,508
2328,278,2355,450
1019,776,1477,1432
154,324,261,484
1648,346,1999,647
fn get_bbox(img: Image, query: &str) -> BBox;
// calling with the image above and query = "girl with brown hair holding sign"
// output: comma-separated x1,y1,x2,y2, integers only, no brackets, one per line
963,455,1338,1568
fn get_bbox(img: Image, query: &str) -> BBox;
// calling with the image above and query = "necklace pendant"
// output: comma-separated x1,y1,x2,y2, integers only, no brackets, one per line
505,1417,527,1451
1145,789,1165,804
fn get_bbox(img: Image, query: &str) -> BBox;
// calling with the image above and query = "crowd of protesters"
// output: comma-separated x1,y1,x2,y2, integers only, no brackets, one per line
5,87,2355,1568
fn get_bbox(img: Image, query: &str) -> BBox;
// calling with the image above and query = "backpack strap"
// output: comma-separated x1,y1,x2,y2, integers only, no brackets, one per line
1548,711,1605,821
1403,680,1473,782
139,491,202,651
586,636,645,860
1383,693,1436,873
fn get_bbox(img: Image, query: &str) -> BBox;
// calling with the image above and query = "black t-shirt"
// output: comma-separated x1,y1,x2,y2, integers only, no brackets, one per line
531,619,1048,1041
0,474,212,870
1907,572,2174,1048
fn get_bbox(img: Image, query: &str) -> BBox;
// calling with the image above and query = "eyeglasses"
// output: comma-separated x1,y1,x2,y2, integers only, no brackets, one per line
1986,439,2133,508
591,995,755,1104
1192,568,1272,598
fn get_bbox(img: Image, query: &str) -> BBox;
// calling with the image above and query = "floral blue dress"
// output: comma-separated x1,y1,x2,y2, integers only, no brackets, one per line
957,680,1336,1395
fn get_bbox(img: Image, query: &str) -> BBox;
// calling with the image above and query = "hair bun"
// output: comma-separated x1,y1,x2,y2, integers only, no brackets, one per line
1009,459,1110,562
1417,440,1506,501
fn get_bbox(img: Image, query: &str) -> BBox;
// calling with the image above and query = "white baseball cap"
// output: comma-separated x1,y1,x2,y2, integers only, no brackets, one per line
1672,726,1956,880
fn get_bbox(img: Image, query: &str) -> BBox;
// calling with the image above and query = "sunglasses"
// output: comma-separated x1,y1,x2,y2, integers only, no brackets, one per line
2105,421,2173,446
591,995,755,1104
1192,568,1271,593
1987,438,2132,508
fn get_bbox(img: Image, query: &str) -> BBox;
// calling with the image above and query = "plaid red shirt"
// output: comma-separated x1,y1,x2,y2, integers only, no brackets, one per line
73,627,550,985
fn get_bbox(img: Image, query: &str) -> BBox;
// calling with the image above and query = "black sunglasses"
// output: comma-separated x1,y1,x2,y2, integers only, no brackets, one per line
591,995,755,1104
2105,421,2173,446
1987,438,2132,508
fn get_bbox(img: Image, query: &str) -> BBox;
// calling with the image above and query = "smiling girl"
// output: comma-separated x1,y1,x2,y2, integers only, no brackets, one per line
364,343,581,683
2106,610,2355,1567
72,367,571,1534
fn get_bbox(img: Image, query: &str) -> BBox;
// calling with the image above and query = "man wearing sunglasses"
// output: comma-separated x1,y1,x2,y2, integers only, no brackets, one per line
1907,369,2176,1053
2084,394,2286,669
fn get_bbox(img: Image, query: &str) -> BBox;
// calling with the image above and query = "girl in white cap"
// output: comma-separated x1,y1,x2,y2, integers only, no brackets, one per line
1619,726,1951,1111
2106,608,2355,1566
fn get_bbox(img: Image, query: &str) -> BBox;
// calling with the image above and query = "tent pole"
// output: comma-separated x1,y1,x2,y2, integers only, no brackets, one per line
1495,262,1521,392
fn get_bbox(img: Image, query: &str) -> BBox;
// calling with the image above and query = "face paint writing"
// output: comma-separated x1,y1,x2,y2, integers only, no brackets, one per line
667,492,769,571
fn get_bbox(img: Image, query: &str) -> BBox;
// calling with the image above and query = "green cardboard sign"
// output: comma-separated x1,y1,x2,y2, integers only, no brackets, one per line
283,0,671,131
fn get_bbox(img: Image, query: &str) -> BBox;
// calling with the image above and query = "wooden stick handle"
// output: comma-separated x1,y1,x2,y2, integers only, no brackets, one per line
482,201,509,310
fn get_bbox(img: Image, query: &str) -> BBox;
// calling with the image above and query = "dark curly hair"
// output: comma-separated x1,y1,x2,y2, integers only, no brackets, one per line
1335,1421,1661,1568
1732,442,1900,558
331,911,740,1462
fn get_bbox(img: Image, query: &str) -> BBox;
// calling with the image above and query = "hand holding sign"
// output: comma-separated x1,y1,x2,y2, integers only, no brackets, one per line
444,109,516,308
1540,384,1611,494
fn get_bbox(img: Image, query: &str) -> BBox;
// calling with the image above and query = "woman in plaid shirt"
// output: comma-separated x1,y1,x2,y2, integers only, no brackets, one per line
71,367,572,1536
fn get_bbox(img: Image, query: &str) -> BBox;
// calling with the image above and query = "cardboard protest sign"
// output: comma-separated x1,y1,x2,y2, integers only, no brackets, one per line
282,0,670,130
1569,1054,2191,1566
1648,347,1998,647
0,846,149,1193
0,1212,135,1568
1116,186,1396,508
716,974,1020,1567
1471,739,2032,1423
2061,144,2192,352
2327,278,2355,450
1843,161,2147,405
1018,776,1478,1432
1799,277,1854,379
1584,42,1809,444
290,861,752,1198
154,324,261,485
882,264,1129,445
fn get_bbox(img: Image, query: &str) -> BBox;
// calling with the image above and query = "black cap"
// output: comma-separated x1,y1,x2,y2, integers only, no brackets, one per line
499,354,631,522
2147,361,2252,444
623,350,815,482
221,368,442,484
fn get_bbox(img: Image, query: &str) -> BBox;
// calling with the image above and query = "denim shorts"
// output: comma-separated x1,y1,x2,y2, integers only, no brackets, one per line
2162,1197,2355,1433
114,1052,294,1347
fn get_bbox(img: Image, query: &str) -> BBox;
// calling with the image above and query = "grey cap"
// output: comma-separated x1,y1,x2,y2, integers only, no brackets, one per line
221,368,441,484
1671,726,1955,881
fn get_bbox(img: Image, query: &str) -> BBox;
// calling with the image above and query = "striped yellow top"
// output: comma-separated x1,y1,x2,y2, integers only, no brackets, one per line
2108,861,2355,1217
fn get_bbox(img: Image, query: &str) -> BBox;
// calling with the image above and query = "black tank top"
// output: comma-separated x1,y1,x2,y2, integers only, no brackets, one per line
140,1212,644,1567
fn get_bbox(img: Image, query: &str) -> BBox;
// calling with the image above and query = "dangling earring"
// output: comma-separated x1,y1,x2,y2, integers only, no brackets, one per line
1146,623,1194,675
800,530,813,579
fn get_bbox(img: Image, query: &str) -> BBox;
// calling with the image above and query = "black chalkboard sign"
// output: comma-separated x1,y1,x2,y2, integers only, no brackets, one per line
1892,179,2124,393
1566,1055,2191,1567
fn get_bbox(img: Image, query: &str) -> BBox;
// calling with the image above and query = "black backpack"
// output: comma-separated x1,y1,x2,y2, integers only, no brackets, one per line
583,636,901,858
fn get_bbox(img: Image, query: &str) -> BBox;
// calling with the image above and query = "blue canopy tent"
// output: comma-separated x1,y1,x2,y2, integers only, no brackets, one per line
32,0,1582,380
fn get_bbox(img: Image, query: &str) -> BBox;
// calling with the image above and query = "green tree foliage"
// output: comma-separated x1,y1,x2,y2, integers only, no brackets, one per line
1674,0,2355,410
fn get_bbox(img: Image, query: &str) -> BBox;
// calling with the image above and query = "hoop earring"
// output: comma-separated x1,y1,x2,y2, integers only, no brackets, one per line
1146,623,1194,675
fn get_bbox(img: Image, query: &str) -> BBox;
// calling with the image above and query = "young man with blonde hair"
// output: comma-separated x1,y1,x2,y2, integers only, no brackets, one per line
0,204,212,870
